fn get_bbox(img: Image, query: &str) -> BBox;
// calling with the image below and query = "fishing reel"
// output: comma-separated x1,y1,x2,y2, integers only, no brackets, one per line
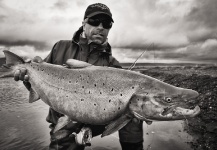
70,127,92,146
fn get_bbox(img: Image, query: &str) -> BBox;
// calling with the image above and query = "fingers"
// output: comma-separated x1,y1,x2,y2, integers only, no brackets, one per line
33,56,43,63
145,121,152,125
14,70,21,81
14,68,28,81
19,68,27,81
24,75,29,81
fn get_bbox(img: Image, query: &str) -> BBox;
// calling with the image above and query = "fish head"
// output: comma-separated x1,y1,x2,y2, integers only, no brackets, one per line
129,80,200,121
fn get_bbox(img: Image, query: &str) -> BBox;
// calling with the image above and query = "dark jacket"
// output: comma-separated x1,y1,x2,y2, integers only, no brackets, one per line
45,27,143,143
44,27,120,68
45,27,121,137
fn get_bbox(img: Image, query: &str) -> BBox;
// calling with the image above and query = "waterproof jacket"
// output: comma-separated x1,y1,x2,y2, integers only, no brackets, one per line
45,27,121,137
45,27,143,142
44,27,120,68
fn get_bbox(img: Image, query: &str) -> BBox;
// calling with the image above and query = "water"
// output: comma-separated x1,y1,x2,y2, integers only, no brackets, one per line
0,78,195,150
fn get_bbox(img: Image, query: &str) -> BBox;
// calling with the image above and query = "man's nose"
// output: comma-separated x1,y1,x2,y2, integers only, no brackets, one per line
97,23,104,29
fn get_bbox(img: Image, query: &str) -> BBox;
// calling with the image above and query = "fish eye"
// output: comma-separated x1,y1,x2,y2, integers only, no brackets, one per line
165,97,172,103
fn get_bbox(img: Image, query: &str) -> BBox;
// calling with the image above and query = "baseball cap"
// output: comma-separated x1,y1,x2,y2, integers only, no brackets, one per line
84,3,114,22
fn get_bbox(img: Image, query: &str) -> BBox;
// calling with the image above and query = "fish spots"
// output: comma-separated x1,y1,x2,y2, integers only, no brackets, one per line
79,75,82,78
66,95,68,98
82,86,84,88
94,104,97,106
132,86,135,89
94,84,97,87
69,81,72,83
120,94,123,96
81,98,84,101
100,92,102,94
109,99,111,103
118,107,121,110
74,91,77,93
111,88,114,92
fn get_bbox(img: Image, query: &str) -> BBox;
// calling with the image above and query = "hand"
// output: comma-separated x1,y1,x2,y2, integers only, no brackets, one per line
14,58,31,90
14,68,28,81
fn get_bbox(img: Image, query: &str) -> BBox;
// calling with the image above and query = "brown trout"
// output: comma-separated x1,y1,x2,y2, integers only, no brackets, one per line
0,50,200,137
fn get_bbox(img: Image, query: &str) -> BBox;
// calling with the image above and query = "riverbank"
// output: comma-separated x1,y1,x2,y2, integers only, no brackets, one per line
139,65,217,150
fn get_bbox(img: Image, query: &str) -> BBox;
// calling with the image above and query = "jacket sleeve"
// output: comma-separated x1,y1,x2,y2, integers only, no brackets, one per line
109,56,122,68
44,42,59,63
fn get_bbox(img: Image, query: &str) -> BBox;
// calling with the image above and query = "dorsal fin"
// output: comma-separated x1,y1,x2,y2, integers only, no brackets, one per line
66,59,92,68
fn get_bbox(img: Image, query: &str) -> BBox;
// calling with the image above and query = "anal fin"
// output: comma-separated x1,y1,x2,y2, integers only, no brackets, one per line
54,116,72,133
102,114,132,137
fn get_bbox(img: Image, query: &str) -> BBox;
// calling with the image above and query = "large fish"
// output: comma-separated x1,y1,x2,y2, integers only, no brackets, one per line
0,50,200,137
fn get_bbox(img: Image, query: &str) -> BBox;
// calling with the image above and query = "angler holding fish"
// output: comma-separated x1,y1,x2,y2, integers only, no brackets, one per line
1,3,200,150
11,3,147,150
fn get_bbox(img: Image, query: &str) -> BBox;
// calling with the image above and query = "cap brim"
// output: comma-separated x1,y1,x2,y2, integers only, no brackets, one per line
87,12,114,22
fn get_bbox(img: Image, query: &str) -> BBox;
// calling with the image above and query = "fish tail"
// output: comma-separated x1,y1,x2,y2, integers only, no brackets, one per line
3,50,25,65
0,50,25,78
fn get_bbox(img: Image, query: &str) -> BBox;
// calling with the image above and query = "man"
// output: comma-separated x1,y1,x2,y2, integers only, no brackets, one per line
14,3,144,150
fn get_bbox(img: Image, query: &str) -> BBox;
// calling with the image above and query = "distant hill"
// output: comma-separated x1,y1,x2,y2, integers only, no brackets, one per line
0,57,5,66
120,62,197,68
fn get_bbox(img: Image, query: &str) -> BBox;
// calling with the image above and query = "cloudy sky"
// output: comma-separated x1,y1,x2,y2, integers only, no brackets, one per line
0,0,217,63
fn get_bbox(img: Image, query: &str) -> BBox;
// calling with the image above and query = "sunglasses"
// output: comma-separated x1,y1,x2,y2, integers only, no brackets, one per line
87,18,113,29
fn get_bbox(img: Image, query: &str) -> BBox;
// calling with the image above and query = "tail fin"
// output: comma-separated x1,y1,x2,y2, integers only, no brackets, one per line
3,50,25,65
0,50,25,78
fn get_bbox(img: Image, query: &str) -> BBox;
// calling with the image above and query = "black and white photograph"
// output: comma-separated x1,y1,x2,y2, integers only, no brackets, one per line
0,0,217,150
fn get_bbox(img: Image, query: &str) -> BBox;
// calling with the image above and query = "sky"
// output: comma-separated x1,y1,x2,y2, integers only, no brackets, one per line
0,0,217,63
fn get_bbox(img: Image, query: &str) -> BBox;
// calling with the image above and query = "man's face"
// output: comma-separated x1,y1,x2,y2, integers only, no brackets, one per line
83,14,112,44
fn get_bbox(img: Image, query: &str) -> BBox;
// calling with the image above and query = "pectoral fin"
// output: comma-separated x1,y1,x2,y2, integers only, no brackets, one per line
66,59,92,68
102,114,132,137
29,88,40,103
53,115,72,133
53,130,71,140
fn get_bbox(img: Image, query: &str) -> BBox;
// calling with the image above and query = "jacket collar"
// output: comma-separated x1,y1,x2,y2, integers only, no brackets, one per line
72,26,112,55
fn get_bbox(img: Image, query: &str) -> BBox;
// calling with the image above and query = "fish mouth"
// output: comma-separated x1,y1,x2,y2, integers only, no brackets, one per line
133,111,152,122
133,105,201,121
161,106,174,116
160,105,201,118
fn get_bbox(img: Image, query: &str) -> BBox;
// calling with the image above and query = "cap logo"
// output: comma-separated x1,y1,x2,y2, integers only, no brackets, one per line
90,3,109,10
